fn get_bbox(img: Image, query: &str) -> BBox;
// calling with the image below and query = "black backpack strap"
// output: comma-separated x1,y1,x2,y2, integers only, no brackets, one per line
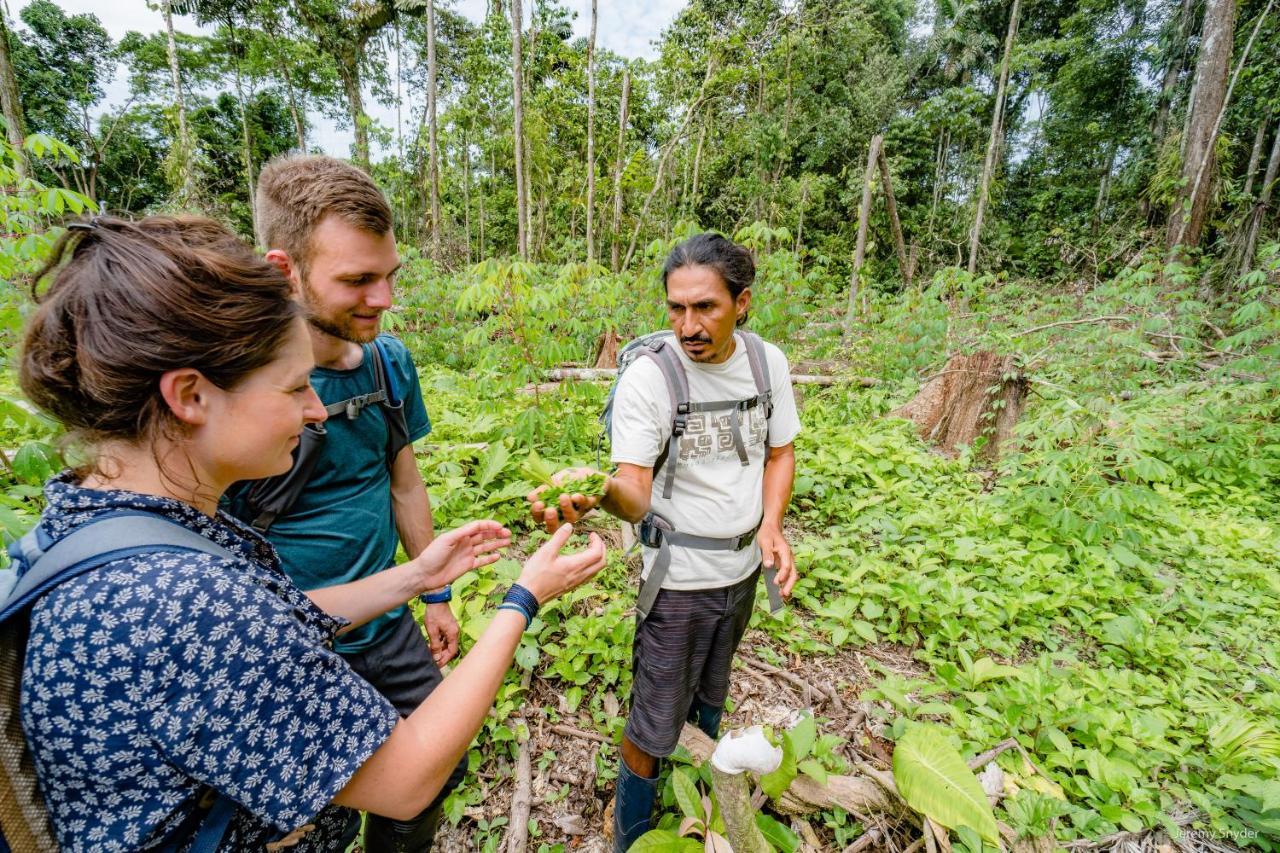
243,339,413,534
371,337,411,464
636,338,690,500
244,423,327,534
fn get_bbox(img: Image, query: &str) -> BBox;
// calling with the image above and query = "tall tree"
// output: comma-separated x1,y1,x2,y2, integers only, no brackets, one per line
967,0,1020,273
0,3,27,178
585,0,597,265
510,0,529,259
426,0,441,255
293,0,398,171
159,0,198,202
1167,0,1236,251
1240,117,1279,272
610,66,630,272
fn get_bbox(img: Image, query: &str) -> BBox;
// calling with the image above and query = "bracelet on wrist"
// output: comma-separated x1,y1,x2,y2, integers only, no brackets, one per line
497,602,534,630
420,585,452,605
502,583,540,622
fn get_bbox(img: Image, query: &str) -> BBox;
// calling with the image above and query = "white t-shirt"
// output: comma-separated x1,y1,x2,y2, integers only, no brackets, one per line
610,333,801,590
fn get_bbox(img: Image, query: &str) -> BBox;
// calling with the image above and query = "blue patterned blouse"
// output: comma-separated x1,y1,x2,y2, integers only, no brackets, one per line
20,473,401,851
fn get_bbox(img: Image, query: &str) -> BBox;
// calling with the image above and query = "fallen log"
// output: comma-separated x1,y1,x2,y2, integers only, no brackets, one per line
535,368,880,387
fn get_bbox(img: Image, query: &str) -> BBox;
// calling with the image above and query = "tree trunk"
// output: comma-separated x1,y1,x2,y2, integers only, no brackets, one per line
510,0,529,259
1166,0,1236,251
229,22,257,237
891,352,1028,459
610,67,631,273
967,0,1021,274
711,763,772,853
162,0,197,202
690,115,706,215
585,0,597,265
1240,116,1280,273
0,5,27,179
846,135,881,329
279,58,306,150
878,146,911,285
340,65,370,171
928,128,948,236
427,0,442,257
1243,112,1270,199
1151,0,1197,147
463,125,473,265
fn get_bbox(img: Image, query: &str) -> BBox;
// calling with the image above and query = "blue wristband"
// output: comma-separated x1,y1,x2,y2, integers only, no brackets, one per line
420,585,452,604
502,583,540,622
497,602,533,630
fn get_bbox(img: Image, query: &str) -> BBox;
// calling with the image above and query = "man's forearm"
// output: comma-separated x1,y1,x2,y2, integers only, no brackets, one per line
603,467,652,523
761,444,795,530
392,446,436,559
306,566,420,634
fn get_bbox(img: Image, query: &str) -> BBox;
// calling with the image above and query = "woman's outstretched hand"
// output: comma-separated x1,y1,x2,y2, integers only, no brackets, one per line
515,523,607,604
413,520,512,592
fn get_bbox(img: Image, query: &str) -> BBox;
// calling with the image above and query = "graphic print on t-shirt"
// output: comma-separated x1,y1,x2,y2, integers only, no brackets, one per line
677,405,768,464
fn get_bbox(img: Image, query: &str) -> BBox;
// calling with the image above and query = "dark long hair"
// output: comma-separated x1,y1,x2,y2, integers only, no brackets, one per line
661,233,755,326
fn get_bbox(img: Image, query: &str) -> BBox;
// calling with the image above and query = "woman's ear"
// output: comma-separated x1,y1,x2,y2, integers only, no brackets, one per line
158,368,210,426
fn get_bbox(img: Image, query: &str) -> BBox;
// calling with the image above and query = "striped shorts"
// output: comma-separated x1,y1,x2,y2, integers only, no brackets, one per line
624,566,761,757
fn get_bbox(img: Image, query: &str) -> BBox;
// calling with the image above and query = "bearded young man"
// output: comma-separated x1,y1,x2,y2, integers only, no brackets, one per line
225,154,463,852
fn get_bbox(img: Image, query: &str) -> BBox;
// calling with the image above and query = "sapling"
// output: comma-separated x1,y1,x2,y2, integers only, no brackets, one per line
709,726,781,853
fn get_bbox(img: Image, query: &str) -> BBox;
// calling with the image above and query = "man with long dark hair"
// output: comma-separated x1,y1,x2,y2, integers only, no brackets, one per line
528,233,801,850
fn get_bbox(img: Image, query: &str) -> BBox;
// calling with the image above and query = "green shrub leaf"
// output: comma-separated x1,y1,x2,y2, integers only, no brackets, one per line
892,724,999,843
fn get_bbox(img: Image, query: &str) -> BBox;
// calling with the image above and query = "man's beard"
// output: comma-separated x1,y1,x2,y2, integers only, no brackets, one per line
300,277,380,344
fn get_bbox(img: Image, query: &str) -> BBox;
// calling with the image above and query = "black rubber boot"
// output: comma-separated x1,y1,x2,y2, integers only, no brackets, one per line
612,757,659,852
687,698,724,741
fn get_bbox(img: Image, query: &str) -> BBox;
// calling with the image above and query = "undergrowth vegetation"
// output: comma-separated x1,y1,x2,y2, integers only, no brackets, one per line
2,159,1278,846
385,236,1280,850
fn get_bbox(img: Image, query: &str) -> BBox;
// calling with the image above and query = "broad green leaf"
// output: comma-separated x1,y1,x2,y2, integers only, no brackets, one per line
798,759,828,785
760,734,798,800
672,767,702,820
786,714,817,761
892,725,999,843
852,620,877,643
630,830,701,851
476,441,511,490
756,813,801,852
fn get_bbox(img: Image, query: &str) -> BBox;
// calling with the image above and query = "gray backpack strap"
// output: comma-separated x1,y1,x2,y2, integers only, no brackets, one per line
636,339,690,501
739,331,773,446
633,513,785,622
3,516,237,617
0,514,238,853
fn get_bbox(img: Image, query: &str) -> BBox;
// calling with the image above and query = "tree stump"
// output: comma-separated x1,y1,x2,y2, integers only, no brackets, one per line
891,352,1027,459
592,330,620,369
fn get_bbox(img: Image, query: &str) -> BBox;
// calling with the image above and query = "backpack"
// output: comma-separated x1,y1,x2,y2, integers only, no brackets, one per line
240,336,411,533
0,513,242,853
600,330,775,500
598,330,785,621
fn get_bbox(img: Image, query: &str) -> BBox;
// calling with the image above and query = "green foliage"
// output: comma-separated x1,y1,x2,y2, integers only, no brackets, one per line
892,724,1000,843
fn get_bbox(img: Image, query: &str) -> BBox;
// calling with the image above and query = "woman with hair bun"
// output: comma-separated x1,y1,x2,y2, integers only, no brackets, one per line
11,215,606,852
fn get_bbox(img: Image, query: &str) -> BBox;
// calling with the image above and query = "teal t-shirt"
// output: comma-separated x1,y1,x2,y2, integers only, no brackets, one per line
227,333,431,653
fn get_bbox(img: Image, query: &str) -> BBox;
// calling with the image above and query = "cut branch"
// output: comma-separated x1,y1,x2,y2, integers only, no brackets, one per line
1010,315,1131,338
